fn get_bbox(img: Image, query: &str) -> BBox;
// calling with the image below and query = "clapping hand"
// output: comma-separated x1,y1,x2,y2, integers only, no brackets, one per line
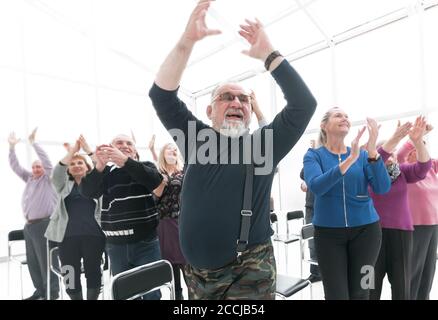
97,145,128,168
28,127,38,144
239,18,274,62
409,116,427,145
182,0,221,45
350,126,367,162
365,117,379,158
148,134,156,152
8,132,20,148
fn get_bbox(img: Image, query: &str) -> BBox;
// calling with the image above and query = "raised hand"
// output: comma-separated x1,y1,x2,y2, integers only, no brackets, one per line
182,0,221,45
148,134,156,151
72,139,81,154
63,142,72,153
350,126,367,162
365,117,379,158
338,126,366,175
60,140,80,165
409,116,427,145
424,123,433,136
393,120,412,142
8,132,20,148
79,135,92,154
250,91,264,121
239,18,275,62
148,134,158,162
382,120,412,154
28,127,38,144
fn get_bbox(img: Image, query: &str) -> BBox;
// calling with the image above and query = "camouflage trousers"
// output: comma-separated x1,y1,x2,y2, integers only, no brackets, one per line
184,241,276,300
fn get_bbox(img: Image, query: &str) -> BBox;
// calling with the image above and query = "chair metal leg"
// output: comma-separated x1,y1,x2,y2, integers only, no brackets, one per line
46,241,50,300
19,264,24,299
101,270,106,300
7,257,10,298
309,282,313,300
275,293,286,300
284,244,289,273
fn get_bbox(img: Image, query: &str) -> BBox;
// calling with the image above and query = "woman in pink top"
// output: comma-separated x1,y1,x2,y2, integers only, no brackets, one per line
369,117,431,300
397,124,438,300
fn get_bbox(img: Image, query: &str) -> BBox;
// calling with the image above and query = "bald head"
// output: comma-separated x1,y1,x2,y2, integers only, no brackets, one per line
111,134,138,160
207,82,253,136
31,160,45,178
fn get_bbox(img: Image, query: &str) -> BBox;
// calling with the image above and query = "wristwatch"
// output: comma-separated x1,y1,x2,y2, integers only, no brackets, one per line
367,154,381,163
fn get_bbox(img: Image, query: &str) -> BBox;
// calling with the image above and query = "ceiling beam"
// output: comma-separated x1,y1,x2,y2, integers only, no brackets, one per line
192,1,438,98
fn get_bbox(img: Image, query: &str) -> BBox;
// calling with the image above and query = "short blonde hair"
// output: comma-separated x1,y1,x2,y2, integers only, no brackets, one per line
158,143,183,173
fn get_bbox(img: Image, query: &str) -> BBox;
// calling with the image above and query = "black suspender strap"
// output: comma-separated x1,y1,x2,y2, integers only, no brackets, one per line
236,163,254,256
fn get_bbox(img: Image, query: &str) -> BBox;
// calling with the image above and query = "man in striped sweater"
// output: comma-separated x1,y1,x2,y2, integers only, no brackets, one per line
79,134,163,299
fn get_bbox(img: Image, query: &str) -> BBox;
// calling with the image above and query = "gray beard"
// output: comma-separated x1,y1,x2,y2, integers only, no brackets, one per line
219,120,249,138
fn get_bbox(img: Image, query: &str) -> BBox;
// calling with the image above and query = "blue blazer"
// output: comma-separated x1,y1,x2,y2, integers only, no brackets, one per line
303,146,390,228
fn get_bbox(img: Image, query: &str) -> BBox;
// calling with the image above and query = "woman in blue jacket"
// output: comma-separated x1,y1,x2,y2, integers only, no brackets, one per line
303,107,391,300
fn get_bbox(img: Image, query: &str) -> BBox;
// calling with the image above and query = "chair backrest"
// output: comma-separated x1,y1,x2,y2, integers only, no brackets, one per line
287,210,304,221
299,224,317,278
8,229,24,242
8,229,26,261
111,260,175,300
270,212,278,224
285,210,304,238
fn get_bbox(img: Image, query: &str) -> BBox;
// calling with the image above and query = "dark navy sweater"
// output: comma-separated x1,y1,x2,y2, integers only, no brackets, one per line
149,60,317,269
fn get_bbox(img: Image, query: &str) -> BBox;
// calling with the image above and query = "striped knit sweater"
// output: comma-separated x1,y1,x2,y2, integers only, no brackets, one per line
79,158,163,244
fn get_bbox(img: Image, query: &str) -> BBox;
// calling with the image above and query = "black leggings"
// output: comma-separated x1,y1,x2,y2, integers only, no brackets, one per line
370,228,413,300
59,235,105,294
314,221,382,300
411,225,438,300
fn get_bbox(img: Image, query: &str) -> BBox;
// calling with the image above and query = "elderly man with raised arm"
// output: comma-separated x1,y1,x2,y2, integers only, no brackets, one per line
149,0,317,300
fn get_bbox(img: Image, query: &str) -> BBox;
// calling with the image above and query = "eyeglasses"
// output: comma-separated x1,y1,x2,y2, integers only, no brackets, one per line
213,92,251,104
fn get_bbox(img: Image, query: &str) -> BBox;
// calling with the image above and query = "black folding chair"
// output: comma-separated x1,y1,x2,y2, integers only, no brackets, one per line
300,224,318,278
276,274,312,300
111,260,175,300
7,229,27,299
273,210,304,272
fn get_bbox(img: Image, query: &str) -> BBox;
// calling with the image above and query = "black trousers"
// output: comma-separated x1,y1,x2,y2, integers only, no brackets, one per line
411,225,437,300
59,235,105,294
314,221,382,300
370,228,413,300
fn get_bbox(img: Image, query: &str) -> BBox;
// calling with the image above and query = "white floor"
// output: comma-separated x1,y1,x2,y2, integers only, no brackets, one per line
1,239,437,300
